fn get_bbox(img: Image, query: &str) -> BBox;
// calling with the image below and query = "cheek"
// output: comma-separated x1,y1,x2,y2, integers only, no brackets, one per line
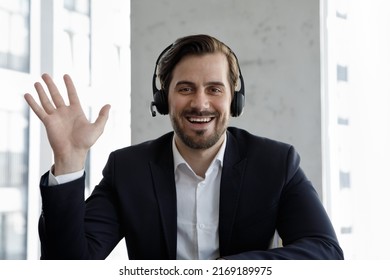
168,95,184,114
167,93,174,112
219,96,233,114
167,97,173,114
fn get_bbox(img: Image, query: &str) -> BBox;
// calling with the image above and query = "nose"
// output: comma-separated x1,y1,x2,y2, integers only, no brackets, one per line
190,89,209,110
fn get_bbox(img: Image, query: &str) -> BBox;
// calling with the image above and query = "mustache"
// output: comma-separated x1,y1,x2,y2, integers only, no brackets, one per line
181,109,219,117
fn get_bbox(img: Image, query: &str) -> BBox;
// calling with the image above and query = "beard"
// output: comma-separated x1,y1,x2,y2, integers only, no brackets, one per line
170,109,228,150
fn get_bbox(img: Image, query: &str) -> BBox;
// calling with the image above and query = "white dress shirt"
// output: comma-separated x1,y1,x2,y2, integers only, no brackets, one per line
173,135,226,260
48,134,226,260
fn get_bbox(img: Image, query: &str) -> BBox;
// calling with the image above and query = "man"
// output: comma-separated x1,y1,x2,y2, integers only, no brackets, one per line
24,34,343,260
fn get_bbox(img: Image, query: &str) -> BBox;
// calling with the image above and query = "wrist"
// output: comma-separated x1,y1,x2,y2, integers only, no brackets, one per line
53,153,86,176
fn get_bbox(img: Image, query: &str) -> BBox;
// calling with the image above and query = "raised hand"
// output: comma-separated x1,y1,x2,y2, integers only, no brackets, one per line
24,73,111,175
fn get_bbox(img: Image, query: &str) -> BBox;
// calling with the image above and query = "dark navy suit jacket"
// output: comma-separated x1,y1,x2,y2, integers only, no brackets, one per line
39,127,343,259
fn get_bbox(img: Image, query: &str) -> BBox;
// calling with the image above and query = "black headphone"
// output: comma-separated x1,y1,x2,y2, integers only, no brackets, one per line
150,44,245,117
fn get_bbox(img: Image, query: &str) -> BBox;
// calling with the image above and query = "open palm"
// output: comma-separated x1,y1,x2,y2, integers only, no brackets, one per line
24,74,110,175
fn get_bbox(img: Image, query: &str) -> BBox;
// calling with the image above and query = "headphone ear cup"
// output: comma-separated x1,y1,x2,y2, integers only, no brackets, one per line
153,89,169,115
231,69,245,117
231,90,245,117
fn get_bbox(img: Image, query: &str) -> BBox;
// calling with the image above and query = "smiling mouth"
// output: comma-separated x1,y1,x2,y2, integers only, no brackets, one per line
187,117,213,124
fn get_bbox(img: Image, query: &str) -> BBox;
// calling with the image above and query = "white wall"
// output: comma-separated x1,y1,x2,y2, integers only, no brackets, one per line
130,0,323,196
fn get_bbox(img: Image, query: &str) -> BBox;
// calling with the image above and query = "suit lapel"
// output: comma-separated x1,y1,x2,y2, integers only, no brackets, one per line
219,131,247,256
149,136,177,260
147,130,247,258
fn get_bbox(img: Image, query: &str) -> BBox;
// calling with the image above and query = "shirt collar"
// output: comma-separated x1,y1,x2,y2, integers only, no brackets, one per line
172,133,227,172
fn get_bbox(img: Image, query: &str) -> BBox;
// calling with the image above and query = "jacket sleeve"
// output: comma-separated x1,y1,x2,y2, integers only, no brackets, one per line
224,146,344,260
38,153,123,260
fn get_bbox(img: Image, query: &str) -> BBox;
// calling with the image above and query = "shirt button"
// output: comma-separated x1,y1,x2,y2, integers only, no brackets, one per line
198,224,205,229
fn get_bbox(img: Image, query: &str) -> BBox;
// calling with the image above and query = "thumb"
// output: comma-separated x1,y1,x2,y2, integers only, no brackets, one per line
93,104,111,132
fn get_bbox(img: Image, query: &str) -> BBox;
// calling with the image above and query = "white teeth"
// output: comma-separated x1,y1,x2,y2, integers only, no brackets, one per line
188,117,211,123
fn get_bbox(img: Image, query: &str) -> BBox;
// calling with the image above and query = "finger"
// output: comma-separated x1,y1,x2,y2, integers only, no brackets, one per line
93,104,111,133
34,81,56,114
41,73,66,108
63,74,80,106
24,93,48,121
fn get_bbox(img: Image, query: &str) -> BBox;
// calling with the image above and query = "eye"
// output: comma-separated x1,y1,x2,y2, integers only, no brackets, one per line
178,87,193,94
208,87,223,95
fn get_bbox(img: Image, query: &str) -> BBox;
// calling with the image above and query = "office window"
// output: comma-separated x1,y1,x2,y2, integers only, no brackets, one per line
0,105,29,259
323,0,390,260
0,0,130,260
63,0,91,84
0,0,30,72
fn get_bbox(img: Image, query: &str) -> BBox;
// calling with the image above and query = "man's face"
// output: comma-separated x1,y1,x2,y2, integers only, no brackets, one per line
168,52,232,150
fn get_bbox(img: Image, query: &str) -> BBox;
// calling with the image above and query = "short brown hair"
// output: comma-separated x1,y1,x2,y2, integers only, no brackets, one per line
158,34,239,95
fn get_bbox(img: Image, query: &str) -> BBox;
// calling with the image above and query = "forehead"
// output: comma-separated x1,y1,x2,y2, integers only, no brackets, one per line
171,53,229,82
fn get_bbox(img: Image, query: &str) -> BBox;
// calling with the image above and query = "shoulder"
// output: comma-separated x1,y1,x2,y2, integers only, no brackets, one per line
227,127,293,154
226,127,303,186
226,127,300,169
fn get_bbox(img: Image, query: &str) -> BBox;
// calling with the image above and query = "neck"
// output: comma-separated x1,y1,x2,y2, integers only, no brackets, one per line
174,134,225,178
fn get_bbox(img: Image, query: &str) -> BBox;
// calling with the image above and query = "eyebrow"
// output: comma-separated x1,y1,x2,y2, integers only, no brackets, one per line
175,80,227,87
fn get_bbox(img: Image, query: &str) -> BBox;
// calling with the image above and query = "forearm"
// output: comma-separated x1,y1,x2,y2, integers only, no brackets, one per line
39,172,90,259
39,169,122,260
223,237,344,260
